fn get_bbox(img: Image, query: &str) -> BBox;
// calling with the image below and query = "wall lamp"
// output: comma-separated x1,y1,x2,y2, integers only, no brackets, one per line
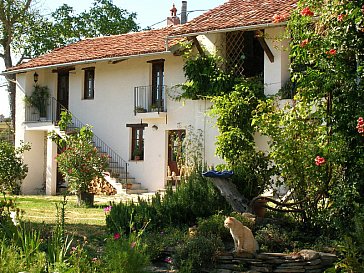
33,72,39,83
152,125,158,131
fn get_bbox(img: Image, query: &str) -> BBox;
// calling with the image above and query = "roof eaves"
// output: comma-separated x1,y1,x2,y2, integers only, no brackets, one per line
2,50,171,75
167,21,288,39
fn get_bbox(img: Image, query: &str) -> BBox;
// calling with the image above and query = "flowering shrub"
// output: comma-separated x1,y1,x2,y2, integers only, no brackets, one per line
356,117,364,135
254,0,364,234
54,116,108,194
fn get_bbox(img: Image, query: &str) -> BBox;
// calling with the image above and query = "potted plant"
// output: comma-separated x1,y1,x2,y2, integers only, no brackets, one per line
24,85,50,120
150,104,159,112
135,106,147,113
53,114,109,206
132,147,142,161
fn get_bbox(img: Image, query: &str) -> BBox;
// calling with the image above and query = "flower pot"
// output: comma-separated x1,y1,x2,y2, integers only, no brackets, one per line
252,198,268,218
77,192,95,207
134,155,141,161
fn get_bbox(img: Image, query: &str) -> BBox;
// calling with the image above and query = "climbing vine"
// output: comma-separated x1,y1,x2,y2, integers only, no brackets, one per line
253,0,364,233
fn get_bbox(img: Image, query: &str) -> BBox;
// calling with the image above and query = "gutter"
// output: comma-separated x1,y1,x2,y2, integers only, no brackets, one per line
165,21,288,51
2,51,172,75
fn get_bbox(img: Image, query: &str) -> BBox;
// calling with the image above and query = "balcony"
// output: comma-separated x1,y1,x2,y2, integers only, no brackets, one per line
134,85,167,118
24,97,59,124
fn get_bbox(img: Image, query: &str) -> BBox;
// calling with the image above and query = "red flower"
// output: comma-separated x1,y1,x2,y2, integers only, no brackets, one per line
315,156,326,166
300,7,314,17
326,49,337,56
356,117,364,134
300,39,309,47
113,232,121,240
337,14,345,22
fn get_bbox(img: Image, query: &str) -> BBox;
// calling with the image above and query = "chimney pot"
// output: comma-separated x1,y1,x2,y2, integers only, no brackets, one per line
181,1,187,24
170,4,177,17
167,3,180,25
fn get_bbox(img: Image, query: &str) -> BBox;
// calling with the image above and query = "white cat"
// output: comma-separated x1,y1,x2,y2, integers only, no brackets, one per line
224,216,258,254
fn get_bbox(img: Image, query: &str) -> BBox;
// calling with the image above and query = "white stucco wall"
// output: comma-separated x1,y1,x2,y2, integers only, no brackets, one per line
264,27,290,95
14,25,290,194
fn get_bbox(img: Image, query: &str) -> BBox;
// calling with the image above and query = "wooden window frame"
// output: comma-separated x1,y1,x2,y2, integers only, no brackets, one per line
83,67,95,99
127,123,148,160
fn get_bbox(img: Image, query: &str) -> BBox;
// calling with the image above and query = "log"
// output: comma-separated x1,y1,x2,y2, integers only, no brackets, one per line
202,171,250,213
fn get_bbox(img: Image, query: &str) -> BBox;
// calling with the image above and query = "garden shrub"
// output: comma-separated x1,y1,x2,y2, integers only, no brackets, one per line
142,227,187,261
0,140,30,194
106,171,230,233
334,206,364,272
173,234,224,273
255,223,292,253
102,231,150,273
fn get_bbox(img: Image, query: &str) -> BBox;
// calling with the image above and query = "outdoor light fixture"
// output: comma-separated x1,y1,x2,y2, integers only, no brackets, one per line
152,125,158,131
33,72,39,83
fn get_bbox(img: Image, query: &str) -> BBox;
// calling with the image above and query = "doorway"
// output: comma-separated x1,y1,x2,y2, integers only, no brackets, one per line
57,72,69,120
167,130,186,176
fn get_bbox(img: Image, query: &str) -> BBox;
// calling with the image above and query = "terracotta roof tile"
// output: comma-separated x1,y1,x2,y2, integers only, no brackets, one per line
7,27,181,72
7,0,298,72
170,0,298,36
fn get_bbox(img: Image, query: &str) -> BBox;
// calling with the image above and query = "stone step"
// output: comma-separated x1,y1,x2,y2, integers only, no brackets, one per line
125,188,149,194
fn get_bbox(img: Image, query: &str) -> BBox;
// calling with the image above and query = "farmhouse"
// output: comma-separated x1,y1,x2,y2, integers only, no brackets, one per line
4,0,296,195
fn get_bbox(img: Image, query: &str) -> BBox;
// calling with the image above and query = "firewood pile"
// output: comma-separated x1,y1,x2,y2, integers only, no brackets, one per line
88,177,117,195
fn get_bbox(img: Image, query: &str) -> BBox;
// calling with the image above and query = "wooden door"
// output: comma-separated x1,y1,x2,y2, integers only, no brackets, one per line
168,130,186,176
57,72,69,119
152,62,164,108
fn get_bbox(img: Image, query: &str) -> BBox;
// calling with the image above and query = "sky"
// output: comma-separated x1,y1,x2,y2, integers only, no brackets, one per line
0,0,227,117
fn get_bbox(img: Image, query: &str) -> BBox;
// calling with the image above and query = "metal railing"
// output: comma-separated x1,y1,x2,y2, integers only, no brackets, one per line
134,85,166,115
25,97,129,182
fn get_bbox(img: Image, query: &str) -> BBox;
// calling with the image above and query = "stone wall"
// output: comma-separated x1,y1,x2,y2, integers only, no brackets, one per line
214,250,337,273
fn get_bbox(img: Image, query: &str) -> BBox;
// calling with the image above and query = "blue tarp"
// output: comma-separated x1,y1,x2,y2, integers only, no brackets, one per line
202,170,233,178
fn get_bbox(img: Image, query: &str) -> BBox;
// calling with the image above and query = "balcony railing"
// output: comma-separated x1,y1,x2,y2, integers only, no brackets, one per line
134,85,166,115
24,96,57,123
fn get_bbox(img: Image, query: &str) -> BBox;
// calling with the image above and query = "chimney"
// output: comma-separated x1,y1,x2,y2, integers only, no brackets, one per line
167,4,180,25
181,1,187,24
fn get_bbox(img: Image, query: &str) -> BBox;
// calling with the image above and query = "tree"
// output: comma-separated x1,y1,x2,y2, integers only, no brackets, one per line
0,140,30,194
30,0,139,58
0,0,139,129
0,0,34,129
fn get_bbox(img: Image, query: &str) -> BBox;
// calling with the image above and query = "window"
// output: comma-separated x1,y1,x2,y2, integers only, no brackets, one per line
226,31,264,77
127,124,148,160
83,67,95,99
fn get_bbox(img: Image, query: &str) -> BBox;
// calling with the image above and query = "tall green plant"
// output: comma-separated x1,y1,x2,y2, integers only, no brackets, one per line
174,47,235,100
209,76,265,165
0,141,30,194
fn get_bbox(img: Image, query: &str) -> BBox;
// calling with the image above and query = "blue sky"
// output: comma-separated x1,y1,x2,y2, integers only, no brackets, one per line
0,0,227,117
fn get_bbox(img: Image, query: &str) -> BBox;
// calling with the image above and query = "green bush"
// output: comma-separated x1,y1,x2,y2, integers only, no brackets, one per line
174,234,224,273
102,232,150,273
142,227,187,261
255,223,292,252
0,141,30,194
106,172,230,233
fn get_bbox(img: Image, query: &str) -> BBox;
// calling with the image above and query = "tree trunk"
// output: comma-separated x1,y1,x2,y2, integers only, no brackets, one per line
207,177,250,213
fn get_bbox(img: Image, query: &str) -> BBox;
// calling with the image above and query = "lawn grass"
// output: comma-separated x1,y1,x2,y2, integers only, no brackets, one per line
10,194,120,256
15,194,115,225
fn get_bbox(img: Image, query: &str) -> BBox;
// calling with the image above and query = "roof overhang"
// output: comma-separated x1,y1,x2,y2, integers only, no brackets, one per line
166,21,288,40
2,50,172,75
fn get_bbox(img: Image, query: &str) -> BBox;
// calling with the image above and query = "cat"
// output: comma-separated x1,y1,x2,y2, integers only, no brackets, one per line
224,216,259,254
